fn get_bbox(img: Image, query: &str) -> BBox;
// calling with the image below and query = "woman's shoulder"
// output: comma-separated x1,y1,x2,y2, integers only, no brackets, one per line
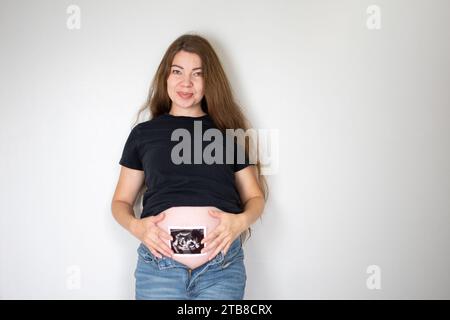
135,114,169,129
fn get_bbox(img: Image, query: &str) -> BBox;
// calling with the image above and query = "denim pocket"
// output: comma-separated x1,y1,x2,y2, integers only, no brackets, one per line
137,243,156,264
221,238,244,269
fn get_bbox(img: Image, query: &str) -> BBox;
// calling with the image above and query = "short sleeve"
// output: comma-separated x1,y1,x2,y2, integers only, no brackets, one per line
233,141,253,173
119,126,143,170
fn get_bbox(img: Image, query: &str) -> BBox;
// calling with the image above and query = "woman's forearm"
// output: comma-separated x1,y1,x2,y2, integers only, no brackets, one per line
239,196,265,230
111,200,139,235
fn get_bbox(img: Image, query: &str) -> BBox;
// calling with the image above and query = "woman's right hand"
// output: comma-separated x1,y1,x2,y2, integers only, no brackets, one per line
130,212,174,259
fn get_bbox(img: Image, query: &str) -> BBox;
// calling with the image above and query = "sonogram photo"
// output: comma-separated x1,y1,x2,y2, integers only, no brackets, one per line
169,227,206,255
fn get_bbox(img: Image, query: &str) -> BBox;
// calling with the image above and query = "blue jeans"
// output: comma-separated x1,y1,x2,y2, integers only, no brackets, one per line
134,237,246,300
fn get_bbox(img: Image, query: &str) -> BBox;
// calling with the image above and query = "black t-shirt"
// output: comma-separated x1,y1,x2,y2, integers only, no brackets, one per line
119,113,253,218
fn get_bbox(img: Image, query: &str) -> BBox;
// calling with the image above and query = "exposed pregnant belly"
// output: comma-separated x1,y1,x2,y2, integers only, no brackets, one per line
156,206,221,269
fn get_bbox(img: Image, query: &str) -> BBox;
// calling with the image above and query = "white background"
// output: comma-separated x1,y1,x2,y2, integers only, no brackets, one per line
1,0,449,299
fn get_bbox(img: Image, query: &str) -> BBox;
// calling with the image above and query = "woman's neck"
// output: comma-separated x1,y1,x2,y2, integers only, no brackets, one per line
169,105,206,117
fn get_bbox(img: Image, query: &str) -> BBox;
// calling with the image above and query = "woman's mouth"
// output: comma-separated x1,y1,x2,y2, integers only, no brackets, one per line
177,92,194,99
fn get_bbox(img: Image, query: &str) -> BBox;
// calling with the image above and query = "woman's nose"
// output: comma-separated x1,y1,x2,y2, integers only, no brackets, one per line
181,75,194,85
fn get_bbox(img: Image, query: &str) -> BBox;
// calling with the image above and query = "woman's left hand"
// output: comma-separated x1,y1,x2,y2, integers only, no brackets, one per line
201,209,247,261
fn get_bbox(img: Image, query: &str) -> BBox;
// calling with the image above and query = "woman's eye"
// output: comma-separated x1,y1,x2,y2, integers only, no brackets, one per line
171,69,202,76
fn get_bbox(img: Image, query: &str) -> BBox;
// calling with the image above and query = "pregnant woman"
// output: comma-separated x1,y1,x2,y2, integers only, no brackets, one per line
111,34,267,300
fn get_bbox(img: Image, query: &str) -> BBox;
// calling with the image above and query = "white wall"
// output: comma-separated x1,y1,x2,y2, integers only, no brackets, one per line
1,0,449,299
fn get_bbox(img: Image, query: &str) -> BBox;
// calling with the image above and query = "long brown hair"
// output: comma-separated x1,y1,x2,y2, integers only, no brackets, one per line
132,33,268,245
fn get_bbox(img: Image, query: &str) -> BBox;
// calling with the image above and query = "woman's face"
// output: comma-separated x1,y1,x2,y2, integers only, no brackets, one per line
167,50,205,112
